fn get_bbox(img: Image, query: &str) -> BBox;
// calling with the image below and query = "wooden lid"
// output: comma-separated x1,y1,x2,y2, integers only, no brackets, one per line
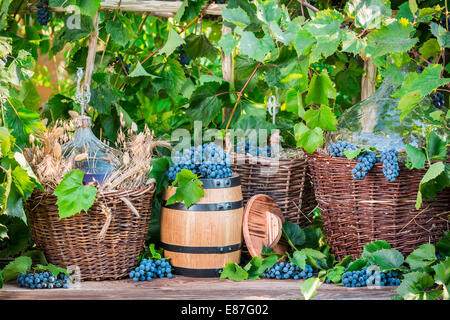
243,194,288,257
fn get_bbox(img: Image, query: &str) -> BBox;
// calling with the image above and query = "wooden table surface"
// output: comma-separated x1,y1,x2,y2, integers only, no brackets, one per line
0,277,398,300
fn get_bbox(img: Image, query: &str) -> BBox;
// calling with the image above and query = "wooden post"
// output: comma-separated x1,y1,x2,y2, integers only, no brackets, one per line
221,25,233,123
361,58,377,100
84,11,100,87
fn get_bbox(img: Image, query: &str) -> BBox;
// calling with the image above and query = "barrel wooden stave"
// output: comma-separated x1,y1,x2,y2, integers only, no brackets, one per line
160,176,244,277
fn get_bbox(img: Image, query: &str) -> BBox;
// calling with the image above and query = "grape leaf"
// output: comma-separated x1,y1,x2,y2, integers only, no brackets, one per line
184,34,219,62
0,215,31,258
436,231,450,257
53,170,98,219
305,10,344,63
239,32,275,62
427,132,447,161
244,255,278,279
282,221,305,248
419,39,441,60
290,250,307,270
222,7,251,27
396,272,435,300
416,162,450,209
303,105,337,131
159,28,185,57
11,165,35,199
430,22,450,48
432,259,450,297
301,277,321,300
370,249,405,271
305,72,336,106
294,123,324,154
128,62,154,78
346,258,369,271
291,28,315,57
362,240,392,258
219,33,238,56
326,266,345,283
341,31,367,56
406,243,436,270
365,20,418,59
1,256,32,282
345,0,392,29
106,19,133,47
34,263,71,278
405,144,426,169
166,169,204,209
149,158,170,195
150,58,187,99
78,0,101,18
220,262,248,281
187,82,224,126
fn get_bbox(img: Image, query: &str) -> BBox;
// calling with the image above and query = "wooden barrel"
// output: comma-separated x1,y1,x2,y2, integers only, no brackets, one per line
161,174,244,277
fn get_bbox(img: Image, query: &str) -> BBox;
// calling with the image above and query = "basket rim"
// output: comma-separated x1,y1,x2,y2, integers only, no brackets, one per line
31,183,156,199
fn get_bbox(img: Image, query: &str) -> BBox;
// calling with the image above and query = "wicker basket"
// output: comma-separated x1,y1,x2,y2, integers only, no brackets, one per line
308,152,450,260
25,185,155,280
231,153,317,227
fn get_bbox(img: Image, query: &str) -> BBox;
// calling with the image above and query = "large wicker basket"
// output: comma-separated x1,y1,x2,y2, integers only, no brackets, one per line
25,185,155,280
231,153,317,227
308,152,450,260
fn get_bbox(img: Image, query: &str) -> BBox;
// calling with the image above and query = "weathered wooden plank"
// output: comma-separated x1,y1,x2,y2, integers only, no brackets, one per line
25,1,225,15
0,278,397,300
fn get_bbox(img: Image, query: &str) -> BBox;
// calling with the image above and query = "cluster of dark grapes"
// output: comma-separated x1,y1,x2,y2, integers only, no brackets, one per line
108,54,130,76
327,141,357,157
344,52,353,68
179,49,191,66
342,269,401,287
1,56,6,64
37,0,50,26
129,258,173,282
417,56,433,74
352,151,378,180
261,262,318,280
236,140,272,157
380,149,399,182
430,91,445,109
167,143,232,181
17,271,70,289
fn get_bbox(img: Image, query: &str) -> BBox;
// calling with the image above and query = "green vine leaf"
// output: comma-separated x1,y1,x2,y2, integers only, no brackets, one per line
365,20,418,59
159,28,185,57
34,263,71,278
53,170,98,219
301,277,322,300
406,243,436,270
405,144,426,169
1,256,32,282
220,262,248,281
166,169,204,209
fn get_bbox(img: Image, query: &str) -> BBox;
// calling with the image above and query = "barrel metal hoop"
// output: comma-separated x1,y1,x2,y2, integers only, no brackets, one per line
171,266,222,278
200,175,241,189
161,242,242,254
163,200,243,211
